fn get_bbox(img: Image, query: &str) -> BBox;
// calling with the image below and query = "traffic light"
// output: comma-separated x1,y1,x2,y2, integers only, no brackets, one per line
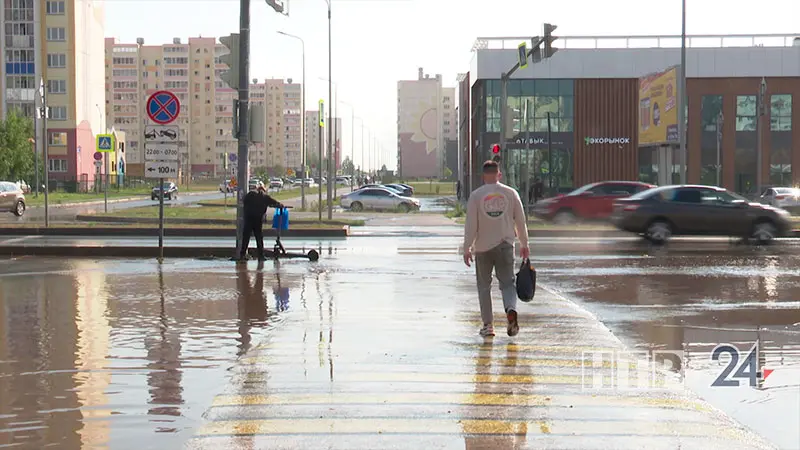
219,33,240,90
543,23,558,58
491,144,501,163
517,42,528,69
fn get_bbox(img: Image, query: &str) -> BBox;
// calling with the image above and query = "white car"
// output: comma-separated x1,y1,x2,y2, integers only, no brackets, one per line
340,187,420,213
759,187,800,209
269,178,284,189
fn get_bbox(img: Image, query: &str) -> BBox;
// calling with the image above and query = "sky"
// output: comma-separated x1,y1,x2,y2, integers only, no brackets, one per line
105,0,799,171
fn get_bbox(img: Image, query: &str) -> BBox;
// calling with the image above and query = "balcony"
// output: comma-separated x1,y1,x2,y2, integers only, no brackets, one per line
6,88,35,102
8,35,34,48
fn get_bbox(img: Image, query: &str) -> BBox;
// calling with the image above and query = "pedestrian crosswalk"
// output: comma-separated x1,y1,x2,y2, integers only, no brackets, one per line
186,284,774,449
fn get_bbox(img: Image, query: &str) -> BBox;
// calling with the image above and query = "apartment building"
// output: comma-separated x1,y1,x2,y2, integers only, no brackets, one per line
1,0,105,185
104,36,237,178
397,67,457,178
303,110,342,173
283,81,301,169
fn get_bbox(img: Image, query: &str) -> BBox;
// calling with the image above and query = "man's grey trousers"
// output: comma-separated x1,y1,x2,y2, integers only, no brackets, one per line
474,241,516,325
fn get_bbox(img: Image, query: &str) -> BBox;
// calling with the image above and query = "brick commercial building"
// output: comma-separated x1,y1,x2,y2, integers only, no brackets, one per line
459,34,800,196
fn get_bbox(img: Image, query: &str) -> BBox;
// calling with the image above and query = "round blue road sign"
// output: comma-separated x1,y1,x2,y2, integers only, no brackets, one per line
146,90,181,125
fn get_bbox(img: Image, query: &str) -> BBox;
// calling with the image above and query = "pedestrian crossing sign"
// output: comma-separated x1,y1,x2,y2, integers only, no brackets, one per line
96,134,114,152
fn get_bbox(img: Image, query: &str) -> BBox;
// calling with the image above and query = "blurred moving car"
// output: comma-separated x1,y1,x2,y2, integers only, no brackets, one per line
0,181,26,216
759,187,800,209
152,182,178,201
340,187,420,213
611,184,791,244
269,177,284,189
533,181,655,223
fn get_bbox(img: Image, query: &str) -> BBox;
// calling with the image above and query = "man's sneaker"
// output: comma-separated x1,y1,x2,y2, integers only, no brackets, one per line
507,310,519,337
479,325,495,337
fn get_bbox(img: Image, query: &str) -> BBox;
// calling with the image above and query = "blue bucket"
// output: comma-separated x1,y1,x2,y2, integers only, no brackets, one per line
272,207,290,230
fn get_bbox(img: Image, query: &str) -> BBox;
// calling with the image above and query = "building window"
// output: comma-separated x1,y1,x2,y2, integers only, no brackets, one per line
47,53,66,68
770,94,792,132
49,159,68,172
770,94,792,186
47,79,66,94
50,106,67,120
46,0,65,14
46,27,66,41
735,95,756,131
48,132,67,146
700,95,723,186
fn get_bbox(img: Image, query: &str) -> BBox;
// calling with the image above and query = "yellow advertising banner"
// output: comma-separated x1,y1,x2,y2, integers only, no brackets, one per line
638,66,679,146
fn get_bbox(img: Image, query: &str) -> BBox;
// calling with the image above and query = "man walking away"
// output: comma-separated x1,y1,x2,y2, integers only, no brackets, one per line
463,160,530,337
239,181,284,261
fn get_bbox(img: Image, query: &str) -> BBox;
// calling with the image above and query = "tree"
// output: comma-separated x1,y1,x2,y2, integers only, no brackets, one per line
0,110,35,182
443,167,453,180
341,156,354,175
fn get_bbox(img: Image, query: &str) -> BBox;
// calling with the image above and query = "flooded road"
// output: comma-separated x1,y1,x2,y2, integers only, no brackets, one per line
0,235,798,448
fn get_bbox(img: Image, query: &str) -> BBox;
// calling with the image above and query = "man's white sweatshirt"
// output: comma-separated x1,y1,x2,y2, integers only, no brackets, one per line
463,182,529,253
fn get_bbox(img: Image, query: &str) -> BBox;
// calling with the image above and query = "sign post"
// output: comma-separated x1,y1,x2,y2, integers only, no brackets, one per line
96,134,115,213
318,100,325,223
145,90,181,261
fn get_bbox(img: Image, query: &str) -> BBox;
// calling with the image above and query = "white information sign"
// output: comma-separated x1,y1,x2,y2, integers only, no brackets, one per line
145,143,179,161
145,160,178,179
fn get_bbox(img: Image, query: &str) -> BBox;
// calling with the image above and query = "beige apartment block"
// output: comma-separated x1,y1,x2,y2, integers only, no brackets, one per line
248,78,305,174
104,36,237,178
1,0,105,187
397,67,457,178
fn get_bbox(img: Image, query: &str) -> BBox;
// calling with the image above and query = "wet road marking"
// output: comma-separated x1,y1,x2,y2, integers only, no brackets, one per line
238,356,627,369
0,235,41,244
194,418,745,439
254,343,620,354
227,371,678,388
210,392,710,411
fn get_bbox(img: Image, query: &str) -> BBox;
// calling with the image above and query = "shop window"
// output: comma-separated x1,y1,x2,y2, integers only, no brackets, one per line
770,94,792,185
534,79,559,96
558,79,574,96
700,95,723,186
770,94,791,131
735,95,756,131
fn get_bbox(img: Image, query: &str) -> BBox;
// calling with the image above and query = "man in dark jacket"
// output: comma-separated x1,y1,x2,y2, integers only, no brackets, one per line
239,182,283,261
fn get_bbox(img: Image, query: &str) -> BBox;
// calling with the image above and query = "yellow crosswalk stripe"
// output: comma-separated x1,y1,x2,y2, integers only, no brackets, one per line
209,392,710,411
195,418,738,438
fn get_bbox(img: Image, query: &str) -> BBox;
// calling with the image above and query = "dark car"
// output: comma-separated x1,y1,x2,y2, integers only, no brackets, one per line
152,182,178,201
610,184,792,244
359,184,404,195
385,183,413,196
532,181,655,223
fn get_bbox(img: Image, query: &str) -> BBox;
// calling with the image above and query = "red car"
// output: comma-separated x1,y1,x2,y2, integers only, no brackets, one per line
532,181,656,223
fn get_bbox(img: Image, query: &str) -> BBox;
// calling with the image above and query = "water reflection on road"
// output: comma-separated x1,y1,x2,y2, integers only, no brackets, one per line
0,257,310,449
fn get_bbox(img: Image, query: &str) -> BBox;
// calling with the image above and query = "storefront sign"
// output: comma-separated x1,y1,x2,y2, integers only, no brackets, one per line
504,132,572,149
584,137,631,145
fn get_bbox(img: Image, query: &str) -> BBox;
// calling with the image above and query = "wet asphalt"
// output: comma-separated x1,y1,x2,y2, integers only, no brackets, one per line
0,233,798,449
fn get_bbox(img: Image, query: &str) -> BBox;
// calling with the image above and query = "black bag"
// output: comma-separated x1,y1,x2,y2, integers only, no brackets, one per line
515,258,536,302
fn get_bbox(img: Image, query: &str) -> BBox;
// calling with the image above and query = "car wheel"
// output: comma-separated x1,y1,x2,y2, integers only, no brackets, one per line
350,201,363,212
751,220,777,244
13,200,25,217
398,203,410,213
553,210,576,225
645,220,672,244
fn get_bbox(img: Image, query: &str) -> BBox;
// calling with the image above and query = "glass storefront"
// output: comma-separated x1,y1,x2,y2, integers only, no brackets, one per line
479,79,576,196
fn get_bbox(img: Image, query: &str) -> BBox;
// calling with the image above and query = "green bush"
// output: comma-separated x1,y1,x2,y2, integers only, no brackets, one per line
445,202,466,218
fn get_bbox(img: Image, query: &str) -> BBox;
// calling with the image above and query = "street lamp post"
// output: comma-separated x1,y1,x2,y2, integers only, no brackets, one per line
277,31,306,209
678,0,687,184
319,75,336,219
39,78,49,227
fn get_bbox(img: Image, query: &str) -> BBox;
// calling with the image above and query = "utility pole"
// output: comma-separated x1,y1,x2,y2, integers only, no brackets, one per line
716,112,723,186
39,78,49,227
547,112,553,193
326,0,333,220
757,77,767,195
678,0,687,184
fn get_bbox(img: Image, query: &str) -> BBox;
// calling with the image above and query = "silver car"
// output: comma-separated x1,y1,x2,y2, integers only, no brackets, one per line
340,187,420,213
759,187,800,209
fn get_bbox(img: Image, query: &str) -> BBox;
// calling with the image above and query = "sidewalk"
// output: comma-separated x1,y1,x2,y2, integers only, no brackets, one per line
185,285,774,449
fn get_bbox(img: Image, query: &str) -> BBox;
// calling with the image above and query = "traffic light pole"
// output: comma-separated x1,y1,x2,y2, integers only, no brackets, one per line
234,0,251,259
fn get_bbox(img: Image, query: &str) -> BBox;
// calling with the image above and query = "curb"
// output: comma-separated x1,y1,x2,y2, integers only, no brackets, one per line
0,245,320,258
0,226,349,238
27,190,217,209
